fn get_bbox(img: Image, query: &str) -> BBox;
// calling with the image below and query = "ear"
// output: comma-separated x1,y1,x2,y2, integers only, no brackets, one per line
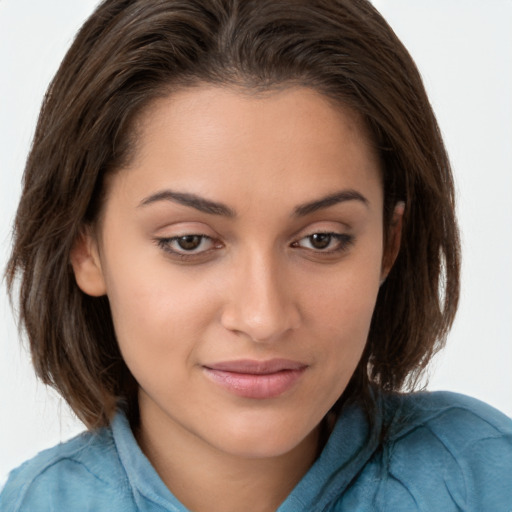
380,201,405,284
70,227,107,297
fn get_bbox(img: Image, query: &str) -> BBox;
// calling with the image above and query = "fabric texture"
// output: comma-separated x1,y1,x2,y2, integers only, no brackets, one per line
1,391,511,511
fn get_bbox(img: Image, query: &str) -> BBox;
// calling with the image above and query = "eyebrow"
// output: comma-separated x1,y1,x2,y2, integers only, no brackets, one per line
294,189,369,216
139,190,236,217
138,188,368,218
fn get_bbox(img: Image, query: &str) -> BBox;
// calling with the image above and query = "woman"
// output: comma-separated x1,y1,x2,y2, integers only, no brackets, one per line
1,0,511,510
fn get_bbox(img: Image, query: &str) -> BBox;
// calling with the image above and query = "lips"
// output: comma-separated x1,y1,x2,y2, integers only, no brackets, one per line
202,359,308,399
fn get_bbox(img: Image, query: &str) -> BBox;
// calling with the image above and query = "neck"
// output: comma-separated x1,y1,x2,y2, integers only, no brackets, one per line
136,405,320,512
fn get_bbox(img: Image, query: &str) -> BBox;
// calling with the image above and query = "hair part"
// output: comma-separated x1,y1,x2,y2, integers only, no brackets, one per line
6,0,460,429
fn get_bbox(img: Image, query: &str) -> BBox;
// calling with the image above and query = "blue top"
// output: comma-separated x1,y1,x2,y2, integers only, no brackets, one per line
1,391,512,511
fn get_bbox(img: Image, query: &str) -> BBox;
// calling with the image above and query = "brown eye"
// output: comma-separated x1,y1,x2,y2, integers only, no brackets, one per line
155,234,217,257
309,233,332,249
293,232,355,254
177,235,202,251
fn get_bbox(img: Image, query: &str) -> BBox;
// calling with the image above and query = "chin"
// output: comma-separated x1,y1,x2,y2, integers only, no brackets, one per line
205,411,319,460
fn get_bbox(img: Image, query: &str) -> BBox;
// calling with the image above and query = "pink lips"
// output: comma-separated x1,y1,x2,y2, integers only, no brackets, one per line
202,359,307,399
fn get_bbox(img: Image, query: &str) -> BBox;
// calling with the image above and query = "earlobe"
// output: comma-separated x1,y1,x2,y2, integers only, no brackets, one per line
381,201,405,283
70,227,107,297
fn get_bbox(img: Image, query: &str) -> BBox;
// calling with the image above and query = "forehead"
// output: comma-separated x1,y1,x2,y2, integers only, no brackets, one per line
111,85,383,213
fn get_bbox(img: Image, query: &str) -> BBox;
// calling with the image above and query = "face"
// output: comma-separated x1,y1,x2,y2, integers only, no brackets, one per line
73,86,398,460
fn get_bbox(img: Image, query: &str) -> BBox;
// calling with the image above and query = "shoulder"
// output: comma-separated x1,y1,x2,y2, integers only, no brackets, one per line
336,392,512,511
375,391,512,510
384,390,512,442
0,427,135,512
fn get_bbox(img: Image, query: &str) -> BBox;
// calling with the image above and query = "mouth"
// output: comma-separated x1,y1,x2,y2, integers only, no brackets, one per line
202,359,308,399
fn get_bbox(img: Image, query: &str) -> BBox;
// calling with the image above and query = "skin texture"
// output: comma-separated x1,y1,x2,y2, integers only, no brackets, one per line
71,86,402,512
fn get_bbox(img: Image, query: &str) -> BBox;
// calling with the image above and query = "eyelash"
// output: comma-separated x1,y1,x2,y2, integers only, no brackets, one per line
154,235,218,260
154,231,355,261
291,232,355,253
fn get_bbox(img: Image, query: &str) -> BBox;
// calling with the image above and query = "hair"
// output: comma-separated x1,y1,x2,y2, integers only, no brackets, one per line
6,0,460,430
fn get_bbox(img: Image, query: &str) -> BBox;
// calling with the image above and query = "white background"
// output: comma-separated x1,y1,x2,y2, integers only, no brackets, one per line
1,0,511,481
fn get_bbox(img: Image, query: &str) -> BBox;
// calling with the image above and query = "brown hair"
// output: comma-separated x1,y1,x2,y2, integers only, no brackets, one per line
6,0,460,429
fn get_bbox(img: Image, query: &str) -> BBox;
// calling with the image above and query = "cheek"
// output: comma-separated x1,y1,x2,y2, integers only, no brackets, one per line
309,244,382,326
104,270,224,405
103,255,219,368
303,243,383,372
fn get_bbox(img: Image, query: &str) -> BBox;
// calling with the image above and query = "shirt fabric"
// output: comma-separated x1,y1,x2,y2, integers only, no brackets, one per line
1,391,511,511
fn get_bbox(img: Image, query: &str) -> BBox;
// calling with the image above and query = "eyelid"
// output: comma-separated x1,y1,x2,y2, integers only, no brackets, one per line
289,218,357,258
154,234,222,260
290,217,354,237
293,232,354,251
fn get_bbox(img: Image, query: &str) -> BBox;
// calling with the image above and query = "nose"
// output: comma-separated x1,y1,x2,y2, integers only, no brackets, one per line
220,250,301,343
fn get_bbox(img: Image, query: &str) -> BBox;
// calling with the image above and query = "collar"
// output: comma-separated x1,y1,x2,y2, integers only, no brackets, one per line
112,396,382,512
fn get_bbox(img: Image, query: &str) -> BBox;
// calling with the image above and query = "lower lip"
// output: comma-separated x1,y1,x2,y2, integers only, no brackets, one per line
202,367,306,399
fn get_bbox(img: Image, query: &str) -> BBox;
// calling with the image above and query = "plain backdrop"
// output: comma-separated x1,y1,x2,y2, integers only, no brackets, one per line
1,0,511,482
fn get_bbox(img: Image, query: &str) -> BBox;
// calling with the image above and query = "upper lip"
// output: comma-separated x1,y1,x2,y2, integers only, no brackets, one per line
203,359,307,375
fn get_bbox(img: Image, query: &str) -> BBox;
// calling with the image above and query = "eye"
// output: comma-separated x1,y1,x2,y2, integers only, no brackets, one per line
155,234,219,257
292,232,354,253
174,235,205,251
